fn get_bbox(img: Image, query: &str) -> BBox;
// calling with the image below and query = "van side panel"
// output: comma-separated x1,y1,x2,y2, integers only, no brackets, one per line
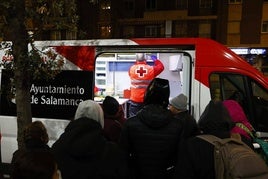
0,38,267,165
54,46,95,70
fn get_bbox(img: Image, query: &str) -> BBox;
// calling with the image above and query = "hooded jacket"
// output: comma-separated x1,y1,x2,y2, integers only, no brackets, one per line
52,100,128,179
120,78,182,179
120,104,182,179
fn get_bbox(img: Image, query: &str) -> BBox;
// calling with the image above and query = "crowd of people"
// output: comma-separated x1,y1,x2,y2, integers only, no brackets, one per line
7,54,268,178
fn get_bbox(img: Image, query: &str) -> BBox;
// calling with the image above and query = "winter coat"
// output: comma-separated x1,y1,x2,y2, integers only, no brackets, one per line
52,117,129,179
11,139,51,164
173,100,234,179
103,105,126,143
174,131,230,179
173,110,200,139
120,104,182,179
173,110,200,156
103,117,122,143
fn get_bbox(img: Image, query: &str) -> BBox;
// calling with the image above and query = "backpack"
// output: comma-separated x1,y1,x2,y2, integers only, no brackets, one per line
197,134,268,179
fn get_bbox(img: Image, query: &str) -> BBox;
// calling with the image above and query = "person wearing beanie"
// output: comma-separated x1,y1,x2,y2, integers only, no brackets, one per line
169,93,199,139
52,100,129,179
102,96,126,143
169,94,200,179
120,78,183,179
169,94,188,112
128,53,164,117
103,96,120,116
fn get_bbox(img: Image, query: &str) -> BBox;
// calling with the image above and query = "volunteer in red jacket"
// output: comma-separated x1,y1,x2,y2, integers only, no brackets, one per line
128,53,164,117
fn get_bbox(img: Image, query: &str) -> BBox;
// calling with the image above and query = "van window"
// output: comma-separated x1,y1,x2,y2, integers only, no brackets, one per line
94,52,190,99
94,51,192,118
251,80,268,131
210,73,268,132
210,73,246,101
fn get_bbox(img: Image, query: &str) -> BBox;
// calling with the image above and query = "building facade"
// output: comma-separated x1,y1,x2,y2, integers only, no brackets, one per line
1,0,268,48
95,0,268,48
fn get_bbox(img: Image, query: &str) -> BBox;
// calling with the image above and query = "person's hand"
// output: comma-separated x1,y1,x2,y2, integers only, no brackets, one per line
150,55,157,62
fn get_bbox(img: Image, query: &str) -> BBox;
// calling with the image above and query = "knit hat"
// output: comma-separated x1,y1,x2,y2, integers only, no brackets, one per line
144,78,170,108
170,94,187,111
102,96,119,115
74,100,104,128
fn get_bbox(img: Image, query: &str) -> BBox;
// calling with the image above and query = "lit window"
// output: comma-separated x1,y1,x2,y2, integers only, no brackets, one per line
100,26,111,38
199,21,211,37
51,30,61,40
66,31,77,40
262,21,268,33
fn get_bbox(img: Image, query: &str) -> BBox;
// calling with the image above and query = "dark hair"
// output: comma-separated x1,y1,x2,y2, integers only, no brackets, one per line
198,100,234,134
12,150,57,179
102,96,119,115
23,121,49,144
143,78,170,108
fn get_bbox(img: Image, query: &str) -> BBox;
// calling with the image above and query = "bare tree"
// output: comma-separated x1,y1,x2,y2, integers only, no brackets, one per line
0,0,65,148
1,0,31,149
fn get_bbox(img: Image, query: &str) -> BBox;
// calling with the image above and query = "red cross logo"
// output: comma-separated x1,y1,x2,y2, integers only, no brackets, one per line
136,66,148,77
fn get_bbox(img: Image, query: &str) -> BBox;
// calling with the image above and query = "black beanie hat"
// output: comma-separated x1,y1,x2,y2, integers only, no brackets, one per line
144,78,170,108
102,96,119,115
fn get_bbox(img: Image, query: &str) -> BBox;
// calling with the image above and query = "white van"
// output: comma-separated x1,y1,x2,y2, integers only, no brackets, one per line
0,38,267,165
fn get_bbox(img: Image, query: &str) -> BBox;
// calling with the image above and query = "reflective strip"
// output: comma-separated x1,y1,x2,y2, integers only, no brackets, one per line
131,79,151,84
131,79,151,89
131,84,148,89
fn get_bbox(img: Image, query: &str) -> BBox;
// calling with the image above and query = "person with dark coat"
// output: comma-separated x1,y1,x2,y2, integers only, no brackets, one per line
102,96,126,143
11,120,51,163
173,100,234,179
169,93,200,139
52,100,129,179
120,78,182,179
169,93,200,172
12,150,60,179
